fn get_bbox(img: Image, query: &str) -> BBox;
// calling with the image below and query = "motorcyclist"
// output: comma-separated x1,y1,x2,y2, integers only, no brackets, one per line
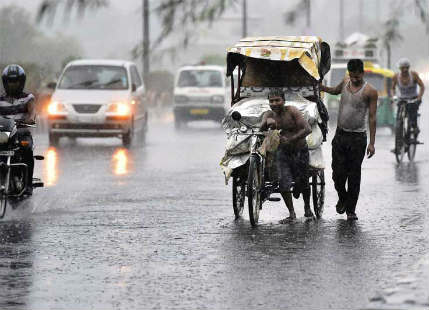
0,64,36,195
392,58,425,136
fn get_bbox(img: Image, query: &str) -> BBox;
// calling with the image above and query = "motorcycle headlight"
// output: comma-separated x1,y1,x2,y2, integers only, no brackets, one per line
0,132,10,144
212,95,224,104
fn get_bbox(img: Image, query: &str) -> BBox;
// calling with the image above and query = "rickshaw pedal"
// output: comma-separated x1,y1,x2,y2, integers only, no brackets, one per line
268,197,281,202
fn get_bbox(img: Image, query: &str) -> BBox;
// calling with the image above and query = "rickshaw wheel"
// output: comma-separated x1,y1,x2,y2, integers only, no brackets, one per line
232,176,245,219
247,155,261,226
311,169,325,219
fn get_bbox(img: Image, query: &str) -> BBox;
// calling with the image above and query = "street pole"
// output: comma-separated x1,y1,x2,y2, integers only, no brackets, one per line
359,0,363,32
339,0,344,41
306,0,311,29
143,0,150,80
242,0,247,38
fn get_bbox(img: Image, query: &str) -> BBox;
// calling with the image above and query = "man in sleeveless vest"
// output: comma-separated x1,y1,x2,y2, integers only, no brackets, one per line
0,64,36,195
392,58,425,137
320,59,378,220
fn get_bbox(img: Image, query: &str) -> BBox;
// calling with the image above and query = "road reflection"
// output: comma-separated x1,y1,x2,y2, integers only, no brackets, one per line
112,148,131,176
0,220,33,309
395,162,419,184
44,147,58,187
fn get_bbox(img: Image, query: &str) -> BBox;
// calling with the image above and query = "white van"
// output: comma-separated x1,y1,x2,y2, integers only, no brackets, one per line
47,59,148,147
173,65,228,128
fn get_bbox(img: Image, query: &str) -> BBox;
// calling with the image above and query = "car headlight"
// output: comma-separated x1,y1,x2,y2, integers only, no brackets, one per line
212,95,224,104
174,95,188,104
48,101,66,115
108,102,131,116
0,132,10,144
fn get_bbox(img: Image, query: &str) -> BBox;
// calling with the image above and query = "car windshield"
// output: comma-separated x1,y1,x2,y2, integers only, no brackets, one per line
365,73,384,92
58,65,129,90
177,70,223,88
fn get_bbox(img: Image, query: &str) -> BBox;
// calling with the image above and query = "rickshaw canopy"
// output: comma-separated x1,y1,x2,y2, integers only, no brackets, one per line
226,36,331,84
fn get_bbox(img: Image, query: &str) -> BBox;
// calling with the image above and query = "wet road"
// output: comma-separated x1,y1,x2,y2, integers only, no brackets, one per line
1,102,429,309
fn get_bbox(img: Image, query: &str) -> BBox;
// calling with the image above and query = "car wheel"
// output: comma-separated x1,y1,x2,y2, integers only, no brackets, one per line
122,121,134,147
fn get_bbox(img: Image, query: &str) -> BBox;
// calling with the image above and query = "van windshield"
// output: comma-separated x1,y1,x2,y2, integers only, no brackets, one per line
177,70,223,88
58,65,129,90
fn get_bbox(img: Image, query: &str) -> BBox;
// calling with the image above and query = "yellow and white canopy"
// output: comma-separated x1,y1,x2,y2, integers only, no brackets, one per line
227,36,330,81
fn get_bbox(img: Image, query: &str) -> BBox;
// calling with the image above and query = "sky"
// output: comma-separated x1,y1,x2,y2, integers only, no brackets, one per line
1,0,428,74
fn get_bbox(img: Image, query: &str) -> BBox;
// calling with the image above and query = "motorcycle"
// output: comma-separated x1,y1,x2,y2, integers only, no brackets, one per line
0,117,44,219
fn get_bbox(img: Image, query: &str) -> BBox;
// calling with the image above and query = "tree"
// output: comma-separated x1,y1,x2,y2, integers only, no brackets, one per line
380,13,403,69
284,0,311,29
0,5,82,85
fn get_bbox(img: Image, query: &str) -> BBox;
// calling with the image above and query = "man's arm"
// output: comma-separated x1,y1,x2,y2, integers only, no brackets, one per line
413,71,425,101
391,74,398,97
26,98,36,123
259,110,273,131
281,107,311,144
367,87,378,158
319,78,345,95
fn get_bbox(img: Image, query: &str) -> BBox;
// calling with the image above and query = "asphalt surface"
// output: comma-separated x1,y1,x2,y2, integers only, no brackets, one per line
0,101,428,310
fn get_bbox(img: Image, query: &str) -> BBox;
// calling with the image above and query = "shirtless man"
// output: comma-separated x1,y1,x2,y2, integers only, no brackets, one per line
320,59,378,220
260,89,312,222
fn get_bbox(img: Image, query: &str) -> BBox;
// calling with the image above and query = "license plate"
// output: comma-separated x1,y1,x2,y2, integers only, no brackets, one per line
190,109,209,115
0,151,14,156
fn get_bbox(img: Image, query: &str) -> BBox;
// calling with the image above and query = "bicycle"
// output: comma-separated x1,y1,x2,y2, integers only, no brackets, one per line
394,98,422,164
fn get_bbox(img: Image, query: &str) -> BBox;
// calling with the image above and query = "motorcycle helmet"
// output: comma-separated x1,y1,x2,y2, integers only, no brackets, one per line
2,64,26,97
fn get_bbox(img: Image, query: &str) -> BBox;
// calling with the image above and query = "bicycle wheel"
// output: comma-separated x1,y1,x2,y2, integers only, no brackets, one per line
407,131,417,161
232,175,245,219
311,169,325,219
247,155,262,226
395,105,406,164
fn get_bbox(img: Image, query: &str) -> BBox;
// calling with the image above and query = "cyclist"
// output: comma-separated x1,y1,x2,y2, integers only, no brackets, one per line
392,58,425,138
0,64,36,195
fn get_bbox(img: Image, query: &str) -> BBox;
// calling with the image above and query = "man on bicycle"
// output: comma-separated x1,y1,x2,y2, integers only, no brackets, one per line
392,58,425,138
260,89,312,222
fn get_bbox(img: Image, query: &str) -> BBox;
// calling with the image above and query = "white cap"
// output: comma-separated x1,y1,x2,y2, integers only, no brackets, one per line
397,58,411,68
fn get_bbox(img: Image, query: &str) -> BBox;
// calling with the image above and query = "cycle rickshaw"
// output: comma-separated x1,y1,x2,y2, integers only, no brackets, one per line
220,36,331,226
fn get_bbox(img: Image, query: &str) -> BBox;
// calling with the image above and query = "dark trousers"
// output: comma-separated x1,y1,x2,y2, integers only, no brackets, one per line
16,128,34,187
406,100,420,130
331,129,367,214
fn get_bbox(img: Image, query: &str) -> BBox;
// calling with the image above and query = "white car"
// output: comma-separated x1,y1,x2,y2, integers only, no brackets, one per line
173,65,228,128
47,59,148,147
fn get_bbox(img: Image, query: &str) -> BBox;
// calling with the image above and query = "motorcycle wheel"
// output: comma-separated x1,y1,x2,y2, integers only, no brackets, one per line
247,155,261,227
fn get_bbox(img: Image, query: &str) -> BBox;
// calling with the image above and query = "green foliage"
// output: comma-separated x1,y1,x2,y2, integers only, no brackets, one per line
0,5,83,93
